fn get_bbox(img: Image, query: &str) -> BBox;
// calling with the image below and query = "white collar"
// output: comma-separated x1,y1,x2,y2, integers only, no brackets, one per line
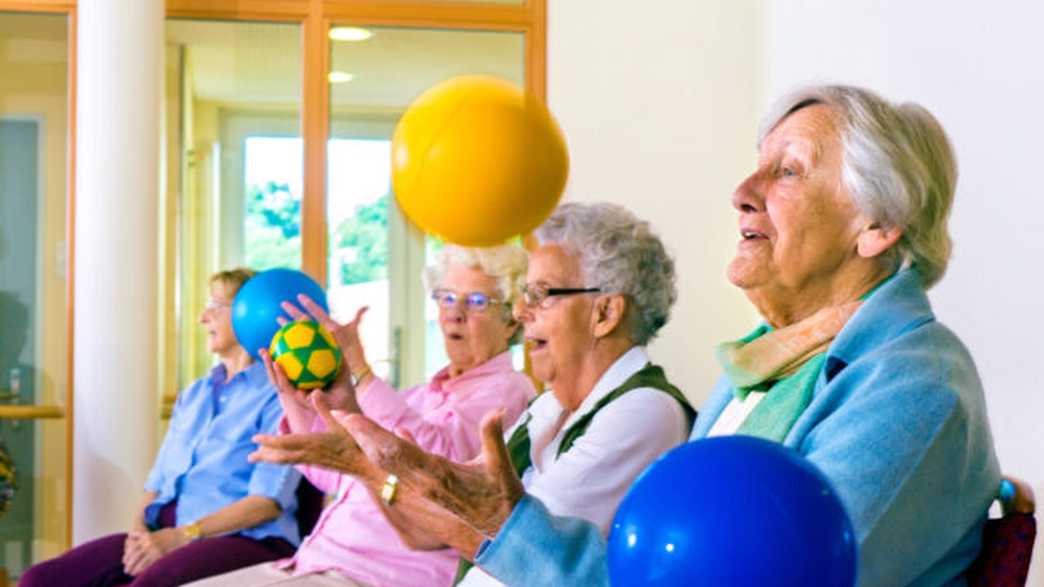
527,346,651,433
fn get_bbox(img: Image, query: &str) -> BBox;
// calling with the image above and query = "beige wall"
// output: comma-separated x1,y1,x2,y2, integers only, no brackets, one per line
548,1,764,405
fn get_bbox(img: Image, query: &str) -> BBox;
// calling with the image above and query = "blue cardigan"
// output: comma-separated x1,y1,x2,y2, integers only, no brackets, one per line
476,268,1000,587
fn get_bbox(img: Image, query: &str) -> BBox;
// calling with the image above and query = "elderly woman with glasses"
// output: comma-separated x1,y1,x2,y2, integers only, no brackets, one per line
249,202,696,586
258,85,1000,587
22,269,303,587
188,244,535,587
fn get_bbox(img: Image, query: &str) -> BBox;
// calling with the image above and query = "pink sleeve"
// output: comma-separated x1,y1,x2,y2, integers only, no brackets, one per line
359,373,535,463
278,415,342,494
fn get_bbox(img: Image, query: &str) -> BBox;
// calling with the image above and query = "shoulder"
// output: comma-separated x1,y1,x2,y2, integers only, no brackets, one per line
588,387,690,441
840,318,982,408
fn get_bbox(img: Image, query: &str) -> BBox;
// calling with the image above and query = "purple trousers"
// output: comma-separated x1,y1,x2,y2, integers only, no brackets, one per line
19,502,294,587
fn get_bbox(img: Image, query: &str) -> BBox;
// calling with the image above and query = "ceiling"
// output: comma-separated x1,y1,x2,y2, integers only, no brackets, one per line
165,20,525,111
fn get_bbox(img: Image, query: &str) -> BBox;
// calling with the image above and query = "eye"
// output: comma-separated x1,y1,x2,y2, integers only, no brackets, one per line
781,166,797,177
466,292,490,310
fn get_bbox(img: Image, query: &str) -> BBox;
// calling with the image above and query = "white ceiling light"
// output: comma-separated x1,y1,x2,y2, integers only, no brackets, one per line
329,27,373,42
328,71,355,83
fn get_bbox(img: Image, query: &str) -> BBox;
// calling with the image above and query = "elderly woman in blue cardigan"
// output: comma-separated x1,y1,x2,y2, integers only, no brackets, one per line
253,85,1000,587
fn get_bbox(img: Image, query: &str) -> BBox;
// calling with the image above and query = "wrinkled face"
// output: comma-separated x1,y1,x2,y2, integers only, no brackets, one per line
200,282,240,355
727,104,866,299
514,244,597,394
436,264,517,373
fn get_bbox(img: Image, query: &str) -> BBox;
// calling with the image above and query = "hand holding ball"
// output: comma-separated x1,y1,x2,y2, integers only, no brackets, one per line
391,75,569,246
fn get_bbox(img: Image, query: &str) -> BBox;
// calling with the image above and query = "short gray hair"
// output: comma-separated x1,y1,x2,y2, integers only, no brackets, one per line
759,84,958,288
535,202,676,345
422,244,528,342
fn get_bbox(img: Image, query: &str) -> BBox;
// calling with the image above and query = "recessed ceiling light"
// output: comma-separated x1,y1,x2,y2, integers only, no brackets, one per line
329,27,373,42
328,71,355,83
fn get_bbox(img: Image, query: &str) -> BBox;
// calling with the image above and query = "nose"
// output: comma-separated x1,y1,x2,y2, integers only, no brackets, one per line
512,299,533,323
731,169,765,214
440,304,466,323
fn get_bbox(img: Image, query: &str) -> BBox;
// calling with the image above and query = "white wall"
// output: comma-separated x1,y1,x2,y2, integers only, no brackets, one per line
551,0,1043,583
548,0,764,406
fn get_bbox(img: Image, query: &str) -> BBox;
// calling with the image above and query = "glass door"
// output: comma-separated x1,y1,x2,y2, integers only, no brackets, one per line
0,10,72,579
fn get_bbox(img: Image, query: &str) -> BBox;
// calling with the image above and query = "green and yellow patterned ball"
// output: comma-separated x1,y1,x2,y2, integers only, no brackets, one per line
269,320,343,390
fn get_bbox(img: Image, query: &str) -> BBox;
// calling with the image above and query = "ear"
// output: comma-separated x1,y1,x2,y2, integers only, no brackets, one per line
592,294,627,338
856,222,903,259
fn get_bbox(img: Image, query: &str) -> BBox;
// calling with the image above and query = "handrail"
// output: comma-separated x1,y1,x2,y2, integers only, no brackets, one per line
0,405,66,420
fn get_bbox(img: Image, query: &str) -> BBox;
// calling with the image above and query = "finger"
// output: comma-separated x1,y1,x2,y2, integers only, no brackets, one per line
342,413,409,472
479,410,522,496
123,543,152,576
121,538,139,567
281,300,310,322
348,306,370,328
266,355,297,395
276,316,289,327
298,295,339,332
312,392,347,435
260,349,279,385
394,426,418,445
249,445,303,465
129,550,158,577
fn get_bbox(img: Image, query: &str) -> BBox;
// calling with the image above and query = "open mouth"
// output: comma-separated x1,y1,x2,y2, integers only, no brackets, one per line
526,337,549,351
740,229,769,241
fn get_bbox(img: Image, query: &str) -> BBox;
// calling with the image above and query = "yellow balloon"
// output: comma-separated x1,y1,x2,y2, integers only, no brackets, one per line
392,75,569,246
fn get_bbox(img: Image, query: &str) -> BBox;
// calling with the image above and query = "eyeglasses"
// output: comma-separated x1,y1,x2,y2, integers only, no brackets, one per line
204,298,231,312
520,283,602,308
431,289,505,313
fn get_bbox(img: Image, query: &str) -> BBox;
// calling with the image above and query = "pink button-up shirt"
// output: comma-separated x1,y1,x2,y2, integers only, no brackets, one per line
276,350,535,587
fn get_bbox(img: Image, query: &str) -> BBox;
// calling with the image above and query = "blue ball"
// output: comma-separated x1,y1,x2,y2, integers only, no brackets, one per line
608,436,857,587
231,268,328,361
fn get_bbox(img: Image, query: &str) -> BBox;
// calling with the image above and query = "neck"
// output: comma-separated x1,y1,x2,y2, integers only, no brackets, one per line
747,263,892,328
553,336,635,413
447,346,507,379
218,348,253,381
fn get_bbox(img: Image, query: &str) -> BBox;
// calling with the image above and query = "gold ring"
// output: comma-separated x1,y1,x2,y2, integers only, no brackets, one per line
380,473,399,506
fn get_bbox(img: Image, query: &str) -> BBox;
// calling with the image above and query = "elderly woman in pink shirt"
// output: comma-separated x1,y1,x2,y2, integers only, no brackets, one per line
188,244,535,587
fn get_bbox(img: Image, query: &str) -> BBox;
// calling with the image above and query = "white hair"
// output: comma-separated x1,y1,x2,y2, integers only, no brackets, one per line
422,243,528,342
759,84,958,288
535,202,676,345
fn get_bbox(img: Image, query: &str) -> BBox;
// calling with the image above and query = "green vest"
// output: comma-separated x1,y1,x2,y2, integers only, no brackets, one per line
454,363,695,584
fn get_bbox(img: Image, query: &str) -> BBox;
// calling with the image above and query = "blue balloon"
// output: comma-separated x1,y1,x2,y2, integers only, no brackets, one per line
608,436,857,587
231,268,329,360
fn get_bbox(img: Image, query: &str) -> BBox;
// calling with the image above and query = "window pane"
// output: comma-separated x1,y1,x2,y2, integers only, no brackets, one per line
327,26,524,387
164,19,302,395
0,11,70,579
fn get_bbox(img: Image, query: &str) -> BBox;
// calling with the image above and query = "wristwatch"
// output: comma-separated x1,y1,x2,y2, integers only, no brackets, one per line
181,521,203,541
350,363,373,387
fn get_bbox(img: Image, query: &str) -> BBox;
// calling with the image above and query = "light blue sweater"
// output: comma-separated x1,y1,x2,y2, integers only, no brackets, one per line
476,268,1000,587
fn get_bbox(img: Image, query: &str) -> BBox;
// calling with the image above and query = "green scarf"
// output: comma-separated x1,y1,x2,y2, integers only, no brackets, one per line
716,302,861,442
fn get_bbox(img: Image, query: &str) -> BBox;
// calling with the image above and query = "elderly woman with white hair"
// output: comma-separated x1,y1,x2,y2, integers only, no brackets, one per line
250,203,697,585
253,84,1001,587
188,244,536,587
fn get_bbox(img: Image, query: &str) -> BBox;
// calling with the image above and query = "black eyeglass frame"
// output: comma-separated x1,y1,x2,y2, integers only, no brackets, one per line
520,285,603,308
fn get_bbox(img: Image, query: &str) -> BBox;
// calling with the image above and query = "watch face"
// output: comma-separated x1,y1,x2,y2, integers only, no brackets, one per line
183,523,202,540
